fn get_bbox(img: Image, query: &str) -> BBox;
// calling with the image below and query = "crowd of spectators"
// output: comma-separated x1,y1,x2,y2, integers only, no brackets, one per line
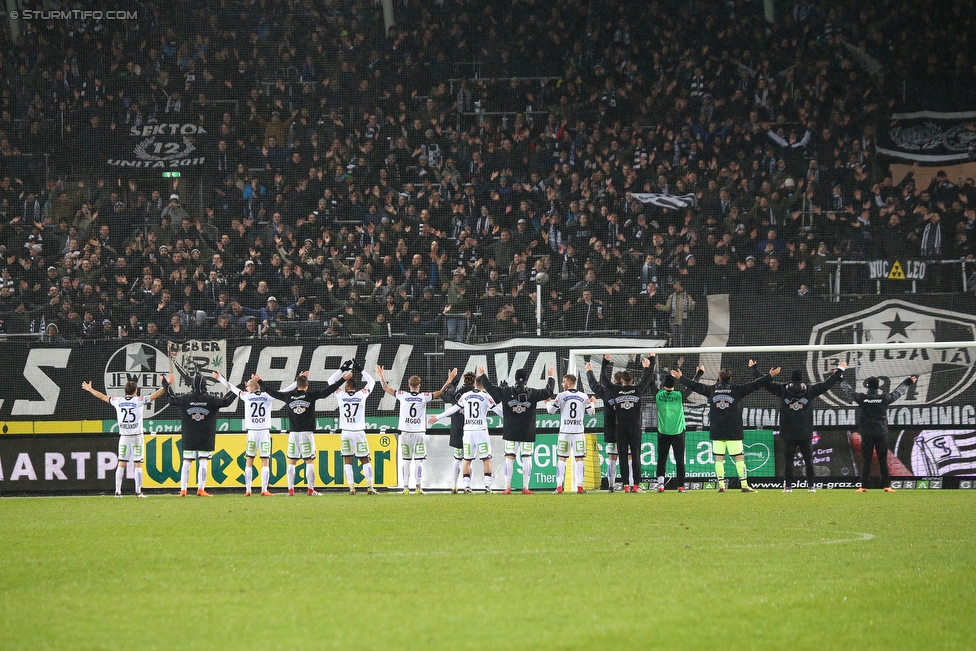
0,0,974,344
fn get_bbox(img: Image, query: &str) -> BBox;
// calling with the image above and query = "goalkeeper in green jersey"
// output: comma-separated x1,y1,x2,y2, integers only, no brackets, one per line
654,364,702,492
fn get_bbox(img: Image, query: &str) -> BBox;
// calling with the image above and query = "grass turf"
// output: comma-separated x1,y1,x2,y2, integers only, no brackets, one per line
1,490,974,651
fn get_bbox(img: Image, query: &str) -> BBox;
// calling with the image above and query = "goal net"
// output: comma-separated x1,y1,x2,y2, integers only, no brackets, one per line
569,341,976,431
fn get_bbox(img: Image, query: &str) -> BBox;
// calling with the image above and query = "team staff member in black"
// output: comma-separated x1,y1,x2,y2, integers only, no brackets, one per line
479,365,556,495
588,353,655,493
259,370,350,496
585,356,621,491
752,360,848,492
166,373,236,497
842,374,917,492
676,362,780,493
442,375,472,494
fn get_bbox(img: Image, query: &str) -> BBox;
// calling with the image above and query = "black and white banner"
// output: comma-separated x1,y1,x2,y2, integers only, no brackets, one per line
630,192,698,209
877,111,976,163
107,122,209,170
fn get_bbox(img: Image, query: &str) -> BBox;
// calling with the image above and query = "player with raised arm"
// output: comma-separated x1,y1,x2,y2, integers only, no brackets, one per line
166,373,237,496
331,360,378,495
675,362,780,493
585,356,621,491
441,374,471,493
588,354,655,493
479,365,556,495
82,379,167,498
841,374,918,492
654,364,703,492
378,365,458,494
428,371,503,494
752,360,848,492
259,370,349,496
213,372,275,496
546,375,597,494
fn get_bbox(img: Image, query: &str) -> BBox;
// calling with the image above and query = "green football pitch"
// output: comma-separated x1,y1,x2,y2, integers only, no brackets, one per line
1,491,973,651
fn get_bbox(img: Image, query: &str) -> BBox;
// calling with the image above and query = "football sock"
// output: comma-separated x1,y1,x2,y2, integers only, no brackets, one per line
462,473,471,490
575,460,585,490
245,466,254,492
657,475,665,488
363,463,374,488
306,463,315,491
402,460,412,489
484,473,492,490
343,463,354,488
180,460,191,492
715,458,726,482
134,467,143,494
735,459,748,487
503,457,514,489
607,457,617,486
557,459,566,488
261,466,270,493
115,465,124,494
415,461,423,486
286,464,296,491
451,457,461,488
197,459,208,491
521,456,532,487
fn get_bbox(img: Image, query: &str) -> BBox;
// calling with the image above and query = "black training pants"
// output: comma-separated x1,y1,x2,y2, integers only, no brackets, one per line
616,425,643,487
656,433,686,487
783,438,815,486
860,434,890,488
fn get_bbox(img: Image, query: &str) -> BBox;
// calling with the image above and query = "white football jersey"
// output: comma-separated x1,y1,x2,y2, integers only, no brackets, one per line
336,371,375,431
547,389,593,434
439,389,500,432
396,390,433,433
219,377,274,431
239,390,274,431
110,395,151,436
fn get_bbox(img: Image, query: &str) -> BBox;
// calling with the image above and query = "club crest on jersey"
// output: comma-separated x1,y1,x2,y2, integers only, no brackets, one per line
713,396,733,410
808,300,976,407
103,343,170,417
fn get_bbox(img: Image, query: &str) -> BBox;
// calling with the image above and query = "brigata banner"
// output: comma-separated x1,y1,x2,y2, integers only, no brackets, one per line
2,308,975,432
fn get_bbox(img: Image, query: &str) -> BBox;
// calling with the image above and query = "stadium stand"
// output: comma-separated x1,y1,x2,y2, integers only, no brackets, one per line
0,0,973,345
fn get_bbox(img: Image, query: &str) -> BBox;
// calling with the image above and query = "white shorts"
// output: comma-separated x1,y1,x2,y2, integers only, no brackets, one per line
504,440,534,457
246,429,272,458
557,433,586,458
400,432,428,460
605,442,618,455
118,434,145,463
341,430,370,458
182,450,212,460
463,430,492,461
288,431,317,460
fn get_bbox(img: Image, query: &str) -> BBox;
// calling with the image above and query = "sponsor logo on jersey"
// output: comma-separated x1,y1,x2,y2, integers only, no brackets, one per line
809,300,976,408
103,343,170,417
